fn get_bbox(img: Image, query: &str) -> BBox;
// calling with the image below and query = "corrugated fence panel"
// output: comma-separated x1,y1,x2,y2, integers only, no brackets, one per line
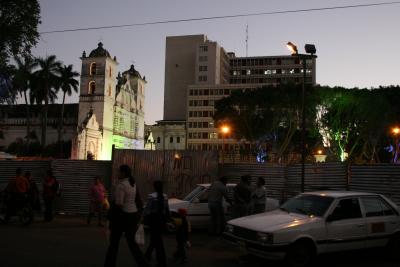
286,162,348,199
51,159,112,214
112,150,219,199
350,164,400,206
218,163,286,201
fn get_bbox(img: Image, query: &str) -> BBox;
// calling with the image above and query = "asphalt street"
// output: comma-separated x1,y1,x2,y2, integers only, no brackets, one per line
0,216,397,267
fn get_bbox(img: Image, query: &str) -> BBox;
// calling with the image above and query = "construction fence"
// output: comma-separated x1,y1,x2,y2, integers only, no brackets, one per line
0,150,400,214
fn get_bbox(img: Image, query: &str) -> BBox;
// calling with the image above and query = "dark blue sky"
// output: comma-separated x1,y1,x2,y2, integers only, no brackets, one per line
35,0,400,124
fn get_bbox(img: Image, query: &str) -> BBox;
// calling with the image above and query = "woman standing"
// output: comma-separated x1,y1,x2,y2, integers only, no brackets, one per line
87,176,106,226
104,165,149,267
144,180,170,267
43,170,58,222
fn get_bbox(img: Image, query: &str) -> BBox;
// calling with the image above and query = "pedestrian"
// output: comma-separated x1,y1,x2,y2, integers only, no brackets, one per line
252,177,266,214
173,208,190,264
104,165,149,267
42,170,59,222
144,180,170,267
4,168,29,222
25,171,41,212
232,175,252,219
87,176,106,227
208,176,232,235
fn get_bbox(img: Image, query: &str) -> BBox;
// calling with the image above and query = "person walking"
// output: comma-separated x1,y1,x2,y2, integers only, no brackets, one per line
144,180,170,267
232,175,252,219
252,177,266,214
42,170,58,222
104,165,149,267
25,171,41,212
173,208,190,264
87,176,106,226
208,176,231,235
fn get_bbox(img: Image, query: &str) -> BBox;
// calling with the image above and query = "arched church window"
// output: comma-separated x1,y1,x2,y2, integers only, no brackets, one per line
90,62,97,75
88,81,96,94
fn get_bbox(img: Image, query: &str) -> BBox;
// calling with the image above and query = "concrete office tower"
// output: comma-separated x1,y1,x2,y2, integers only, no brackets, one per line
163,35,229,121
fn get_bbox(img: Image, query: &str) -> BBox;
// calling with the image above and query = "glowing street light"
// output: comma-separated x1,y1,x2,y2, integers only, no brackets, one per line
287,42,298,55
220,125,231,164
392,127,400,135
221,125,230,135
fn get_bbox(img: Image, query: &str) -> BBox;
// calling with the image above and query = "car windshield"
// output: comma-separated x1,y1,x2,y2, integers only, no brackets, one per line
280,194,334,217
183,186,205,201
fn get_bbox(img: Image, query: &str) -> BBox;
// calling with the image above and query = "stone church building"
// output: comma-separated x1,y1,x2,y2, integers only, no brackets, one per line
0,42,147,160
71,42,146,160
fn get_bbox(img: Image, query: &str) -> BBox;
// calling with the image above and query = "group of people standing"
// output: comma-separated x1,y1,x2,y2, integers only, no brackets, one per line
104,164,189,267
208,175,266,235
4,168,59,223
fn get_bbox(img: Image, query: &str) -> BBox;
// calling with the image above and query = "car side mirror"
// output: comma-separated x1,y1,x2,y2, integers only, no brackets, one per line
192,197,200,204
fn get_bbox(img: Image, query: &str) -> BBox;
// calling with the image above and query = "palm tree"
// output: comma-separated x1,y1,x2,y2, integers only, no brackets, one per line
32,55,62,148
57,64,79,153
13,56,36,144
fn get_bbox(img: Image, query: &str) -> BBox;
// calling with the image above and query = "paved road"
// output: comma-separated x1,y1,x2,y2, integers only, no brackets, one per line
0,216,397,267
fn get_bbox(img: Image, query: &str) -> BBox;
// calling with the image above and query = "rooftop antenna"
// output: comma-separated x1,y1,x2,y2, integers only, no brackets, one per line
246,23,249,57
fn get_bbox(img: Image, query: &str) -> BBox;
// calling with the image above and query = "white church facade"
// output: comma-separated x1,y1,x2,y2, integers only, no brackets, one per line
71,42,146,160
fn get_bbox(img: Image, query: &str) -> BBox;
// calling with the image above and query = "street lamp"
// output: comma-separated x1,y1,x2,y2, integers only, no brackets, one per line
220,125,230,164
286,41,317,193
391,126,400,163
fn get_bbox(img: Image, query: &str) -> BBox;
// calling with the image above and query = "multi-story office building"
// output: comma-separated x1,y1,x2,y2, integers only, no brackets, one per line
152,34,316,151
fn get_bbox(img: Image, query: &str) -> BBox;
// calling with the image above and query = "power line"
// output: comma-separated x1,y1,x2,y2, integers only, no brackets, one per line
40,1,400,34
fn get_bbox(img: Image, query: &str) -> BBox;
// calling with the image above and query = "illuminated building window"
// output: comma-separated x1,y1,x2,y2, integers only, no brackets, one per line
88,81,95,94
90,63,97,75
264,70,272,75
246,69,251,75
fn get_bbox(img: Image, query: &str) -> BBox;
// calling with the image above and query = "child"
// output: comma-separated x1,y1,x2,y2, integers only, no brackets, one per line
173,208,190,263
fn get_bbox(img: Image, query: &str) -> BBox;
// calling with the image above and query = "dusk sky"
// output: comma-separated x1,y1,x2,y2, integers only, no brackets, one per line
34,0,400,124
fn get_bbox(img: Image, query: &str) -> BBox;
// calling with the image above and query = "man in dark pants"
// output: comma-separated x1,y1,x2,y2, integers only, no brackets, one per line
232,175,252,219
208,176,231,235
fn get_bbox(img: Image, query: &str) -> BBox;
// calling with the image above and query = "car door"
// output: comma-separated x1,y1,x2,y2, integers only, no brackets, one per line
187,187,210,227
360,196,400,248
324,197,367,253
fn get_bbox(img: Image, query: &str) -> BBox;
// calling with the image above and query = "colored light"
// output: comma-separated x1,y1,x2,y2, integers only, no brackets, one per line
221,126,230,134
392,127,400,135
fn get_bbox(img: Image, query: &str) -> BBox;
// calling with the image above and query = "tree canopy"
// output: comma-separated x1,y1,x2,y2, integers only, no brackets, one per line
214,84,400,163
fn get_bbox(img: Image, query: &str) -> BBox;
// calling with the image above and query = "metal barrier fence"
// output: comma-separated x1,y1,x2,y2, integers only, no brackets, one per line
112,149,219,199
1,157,400,215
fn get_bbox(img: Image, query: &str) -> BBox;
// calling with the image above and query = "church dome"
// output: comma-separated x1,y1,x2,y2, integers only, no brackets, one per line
88,42,111,58
123,65,142,79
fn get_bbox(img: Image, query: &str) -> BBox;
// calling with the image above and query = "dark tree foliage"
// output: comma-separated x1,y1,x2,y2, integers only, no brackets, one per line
214,84,400,163
0,0,41,66
0,0,41,103
214,83,320,160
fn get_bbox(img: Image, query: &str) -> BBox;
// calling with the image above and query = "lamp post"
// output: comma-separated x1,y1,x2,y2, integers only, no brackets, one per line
391,127,400,163
221,125,230,164
287,42,317,193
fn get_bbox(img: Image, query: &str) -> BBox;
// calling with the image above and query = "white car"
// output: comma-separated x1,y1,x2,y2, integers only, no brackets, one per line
224,191,400,267
168,183,280,227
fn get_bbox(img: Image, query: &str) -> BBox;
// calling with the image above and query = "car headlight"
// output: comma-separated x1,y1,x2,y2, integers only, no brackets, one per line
257,232,273,244
225,224,234,234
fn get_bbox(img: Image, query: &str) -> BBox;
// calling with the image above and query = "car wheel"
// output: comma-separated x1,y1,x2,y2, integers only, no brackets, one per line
285,241,315,267
387,233,400,260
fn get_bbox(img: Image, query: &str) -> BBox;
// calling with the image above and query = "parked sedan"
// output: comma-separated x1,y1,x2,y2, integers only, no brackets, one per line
224,191,400,267
168,183,280,227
